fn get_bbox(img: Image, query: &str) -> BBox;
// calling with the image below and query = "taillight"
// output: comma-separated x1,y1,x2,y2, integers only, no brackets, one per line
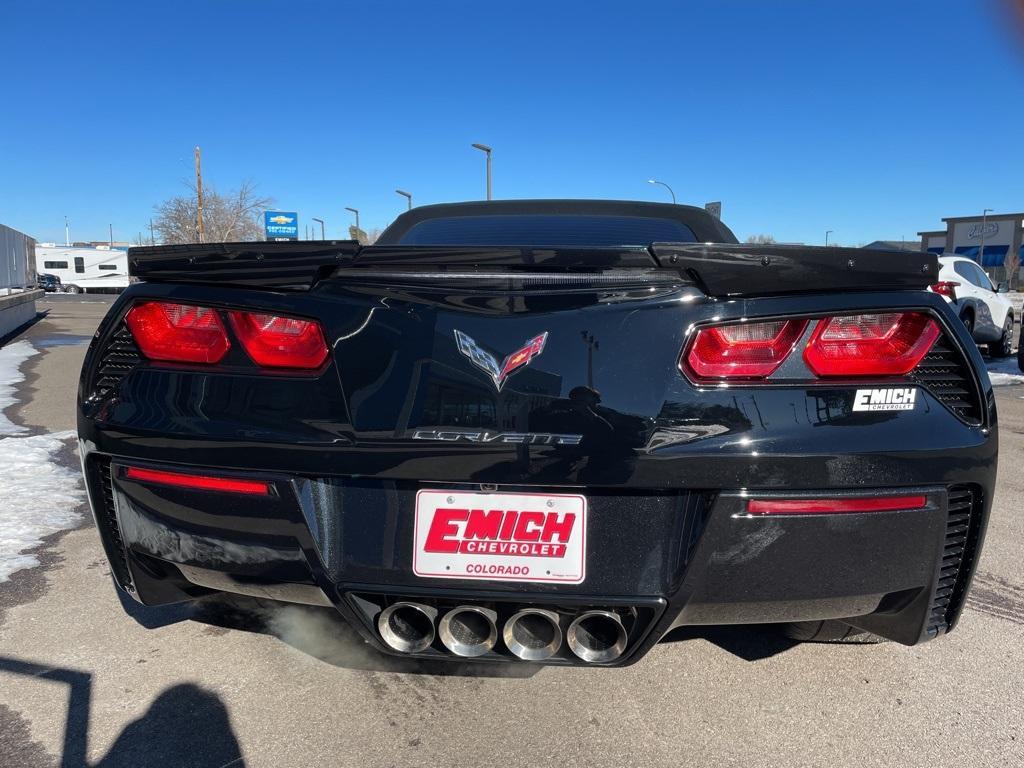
803,312,939,376
124,466,271,495
745,495,926,515
683,319,808,380
227,311,328,369
124,302,231,364
930,281,959,300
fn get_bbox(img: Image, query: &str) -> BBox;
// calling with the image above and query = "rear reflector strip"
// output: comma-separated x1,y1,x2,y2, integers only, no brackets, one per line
745,495,927,515
124,467,271,496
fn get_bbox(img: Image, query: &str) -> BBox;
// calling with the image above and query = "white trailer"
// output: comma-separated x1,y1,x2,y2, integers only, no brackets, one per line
35,244,130,293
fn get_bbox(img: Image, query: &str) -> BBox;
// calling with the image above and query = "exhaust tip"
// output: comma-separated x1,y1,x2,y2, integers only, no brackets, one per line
567,610,628,663
503,608,562,661
377,602,436,653
439,606,498,657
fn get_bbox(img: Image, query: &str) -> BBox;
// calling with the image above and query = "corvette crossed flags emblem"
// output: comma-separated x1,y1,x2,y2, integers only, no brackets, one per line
454,330,548,391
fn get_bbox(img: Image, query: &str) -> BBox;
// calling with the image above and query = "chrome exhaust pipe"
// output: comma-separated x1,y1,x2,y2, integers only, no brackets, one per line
438,605,498,657
377,602,437,653
503,608,562,661
567,610,628,663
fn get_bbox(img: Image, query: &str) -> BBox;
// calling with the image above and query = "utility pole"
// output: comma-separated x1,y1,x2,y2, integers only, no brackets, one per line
149,219,155,245
979,208,993,266
647,179,676,204
194,146,205,243
471,144,493,200
345,207,360,240
64,216,70,246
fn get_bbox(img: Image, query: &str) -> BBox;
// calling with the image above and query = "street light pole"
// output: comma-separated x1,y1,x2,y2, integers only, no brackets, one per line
312,217,325,240
471,143,493,200
64,216,70,246
109,223,113,247
647,179,676,204
825,230,833,247
979,208,994,266
396,189,412,210
345,207,360,239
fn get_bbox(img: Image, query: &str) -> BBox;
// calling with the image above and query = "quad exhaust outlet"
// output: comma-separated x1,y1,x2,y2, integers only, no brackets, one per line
373,600,631,663
377,601,437,653
438,605,498,657
567,610,628,663
502,608,563,661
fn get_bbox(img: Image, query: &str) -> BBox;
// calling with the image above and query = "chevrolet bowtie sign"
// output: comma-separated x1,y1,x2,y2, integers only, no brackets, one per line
264,211,299,241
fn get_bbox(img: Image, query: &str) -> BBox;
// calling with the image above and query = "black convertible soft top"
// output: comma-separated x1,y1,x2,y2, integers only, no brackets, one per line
376,199,738,245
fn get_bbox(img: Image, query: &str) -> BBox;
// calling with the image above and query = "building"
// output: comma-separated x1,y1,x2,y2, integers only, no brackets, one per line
0,223,39,337
861,240,923,252
918,212,1024,283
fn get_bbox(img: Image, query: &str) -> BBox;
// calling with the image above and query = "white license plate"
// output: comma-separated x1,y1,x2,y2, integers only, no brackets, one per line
413,489,586,584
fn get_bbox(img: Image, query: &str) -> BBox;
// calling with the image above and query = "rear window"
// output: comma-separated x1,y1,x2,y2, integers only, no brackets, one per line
397,214,697,247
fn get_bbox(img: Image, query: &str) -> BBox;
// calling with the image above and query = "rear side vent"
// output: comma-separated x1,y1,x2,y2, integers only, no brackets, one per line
88,456,134,591
92,324,142,399
909,336,983,424
928,485,983,636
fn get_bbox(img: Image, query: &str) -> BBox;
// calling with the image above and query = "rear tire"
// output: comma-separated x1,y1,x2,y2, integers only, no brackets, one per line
64,284,81,294
782,620,888,644
991,314,1014,358
960,310,975,338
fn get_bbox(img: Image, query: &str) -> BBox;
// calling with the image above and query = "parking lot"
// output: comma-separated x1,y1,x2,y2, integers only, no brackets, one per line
1,295,1022,768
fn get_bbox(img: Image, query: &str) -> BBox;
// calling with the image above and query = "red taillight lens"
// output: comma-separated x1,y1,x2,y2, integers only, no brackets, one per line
125,466,270,495
683,319,808,380
803,312,939,376
930,281,959,300
124,302,231,364
746,495,926,515
227,311,328,369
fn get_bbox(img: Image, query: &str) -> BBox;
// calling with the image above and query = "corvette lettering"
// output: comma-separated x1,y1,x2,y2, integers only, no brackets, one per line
412,429,582,445
424,508,577,558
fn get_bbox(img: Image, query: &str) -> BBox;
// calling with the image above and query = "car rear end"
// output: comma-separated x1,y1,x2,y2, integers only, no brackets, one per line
77,202,996,666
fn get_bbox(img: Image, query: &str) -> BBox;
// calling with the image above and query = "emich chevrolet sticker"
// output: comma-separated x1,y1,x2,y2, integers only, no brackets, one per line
852,388,917,412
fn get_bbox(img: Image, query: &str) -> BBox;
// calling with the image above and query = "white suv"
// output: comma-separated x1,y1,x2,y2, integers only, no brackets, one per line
929,255,1014,357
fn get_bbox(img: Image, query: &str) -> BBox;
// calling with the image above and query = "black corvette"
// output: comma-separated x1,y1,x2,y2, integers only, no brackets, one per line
77,200,995,666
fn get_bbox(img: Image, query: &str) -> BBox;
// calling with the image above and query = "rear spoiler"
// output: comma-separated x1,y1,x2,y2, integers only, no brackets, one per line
129,241,937,296
129,241,360,290
652,243,938,297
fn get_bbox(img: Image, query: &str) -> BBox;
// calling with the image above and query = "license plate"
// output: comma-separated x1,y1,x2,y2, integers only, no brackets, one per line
413,489,586,584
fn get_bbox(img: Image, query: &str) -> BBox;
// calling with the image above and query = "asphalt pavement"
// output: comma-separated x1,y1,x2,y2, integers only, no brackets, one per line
0,295,1021,768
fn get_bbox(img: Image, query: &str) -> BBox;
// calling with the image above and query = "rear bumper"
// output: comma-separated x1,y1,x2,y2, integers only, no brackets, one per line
81,449,991,666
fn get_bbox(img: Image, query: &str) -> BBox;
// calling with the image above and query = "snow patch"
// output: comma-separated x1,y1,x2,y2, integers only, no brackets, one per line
0,431,85,582
986,357,1024,386
0,340,38,435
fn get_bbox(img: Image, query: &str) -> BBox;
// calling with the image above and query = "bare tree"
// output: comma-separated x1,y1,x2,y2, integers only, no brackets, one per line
154,180,272,244
744,234,776,244
1003,249,1020,290
348,225,383,245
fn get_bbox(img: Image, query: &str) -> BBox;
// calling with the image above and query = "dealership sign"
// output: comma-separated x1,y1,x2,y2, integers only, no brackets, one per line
968,222,999,239
264,211,299,240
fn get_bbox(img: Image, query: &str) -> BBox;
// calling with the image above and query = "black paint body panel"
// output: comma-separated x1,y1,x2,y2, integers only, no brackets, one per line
78,254,997,665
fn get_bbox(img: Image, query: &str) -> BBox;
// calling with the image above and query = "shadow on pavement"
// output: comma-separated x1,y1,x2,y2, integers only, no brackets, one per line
0,656,244,768
660,624,799,661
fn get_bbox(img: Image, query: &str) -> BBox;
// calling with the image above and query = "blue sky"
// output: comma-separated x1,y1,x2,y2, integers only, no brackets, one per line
2,0,1023,245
